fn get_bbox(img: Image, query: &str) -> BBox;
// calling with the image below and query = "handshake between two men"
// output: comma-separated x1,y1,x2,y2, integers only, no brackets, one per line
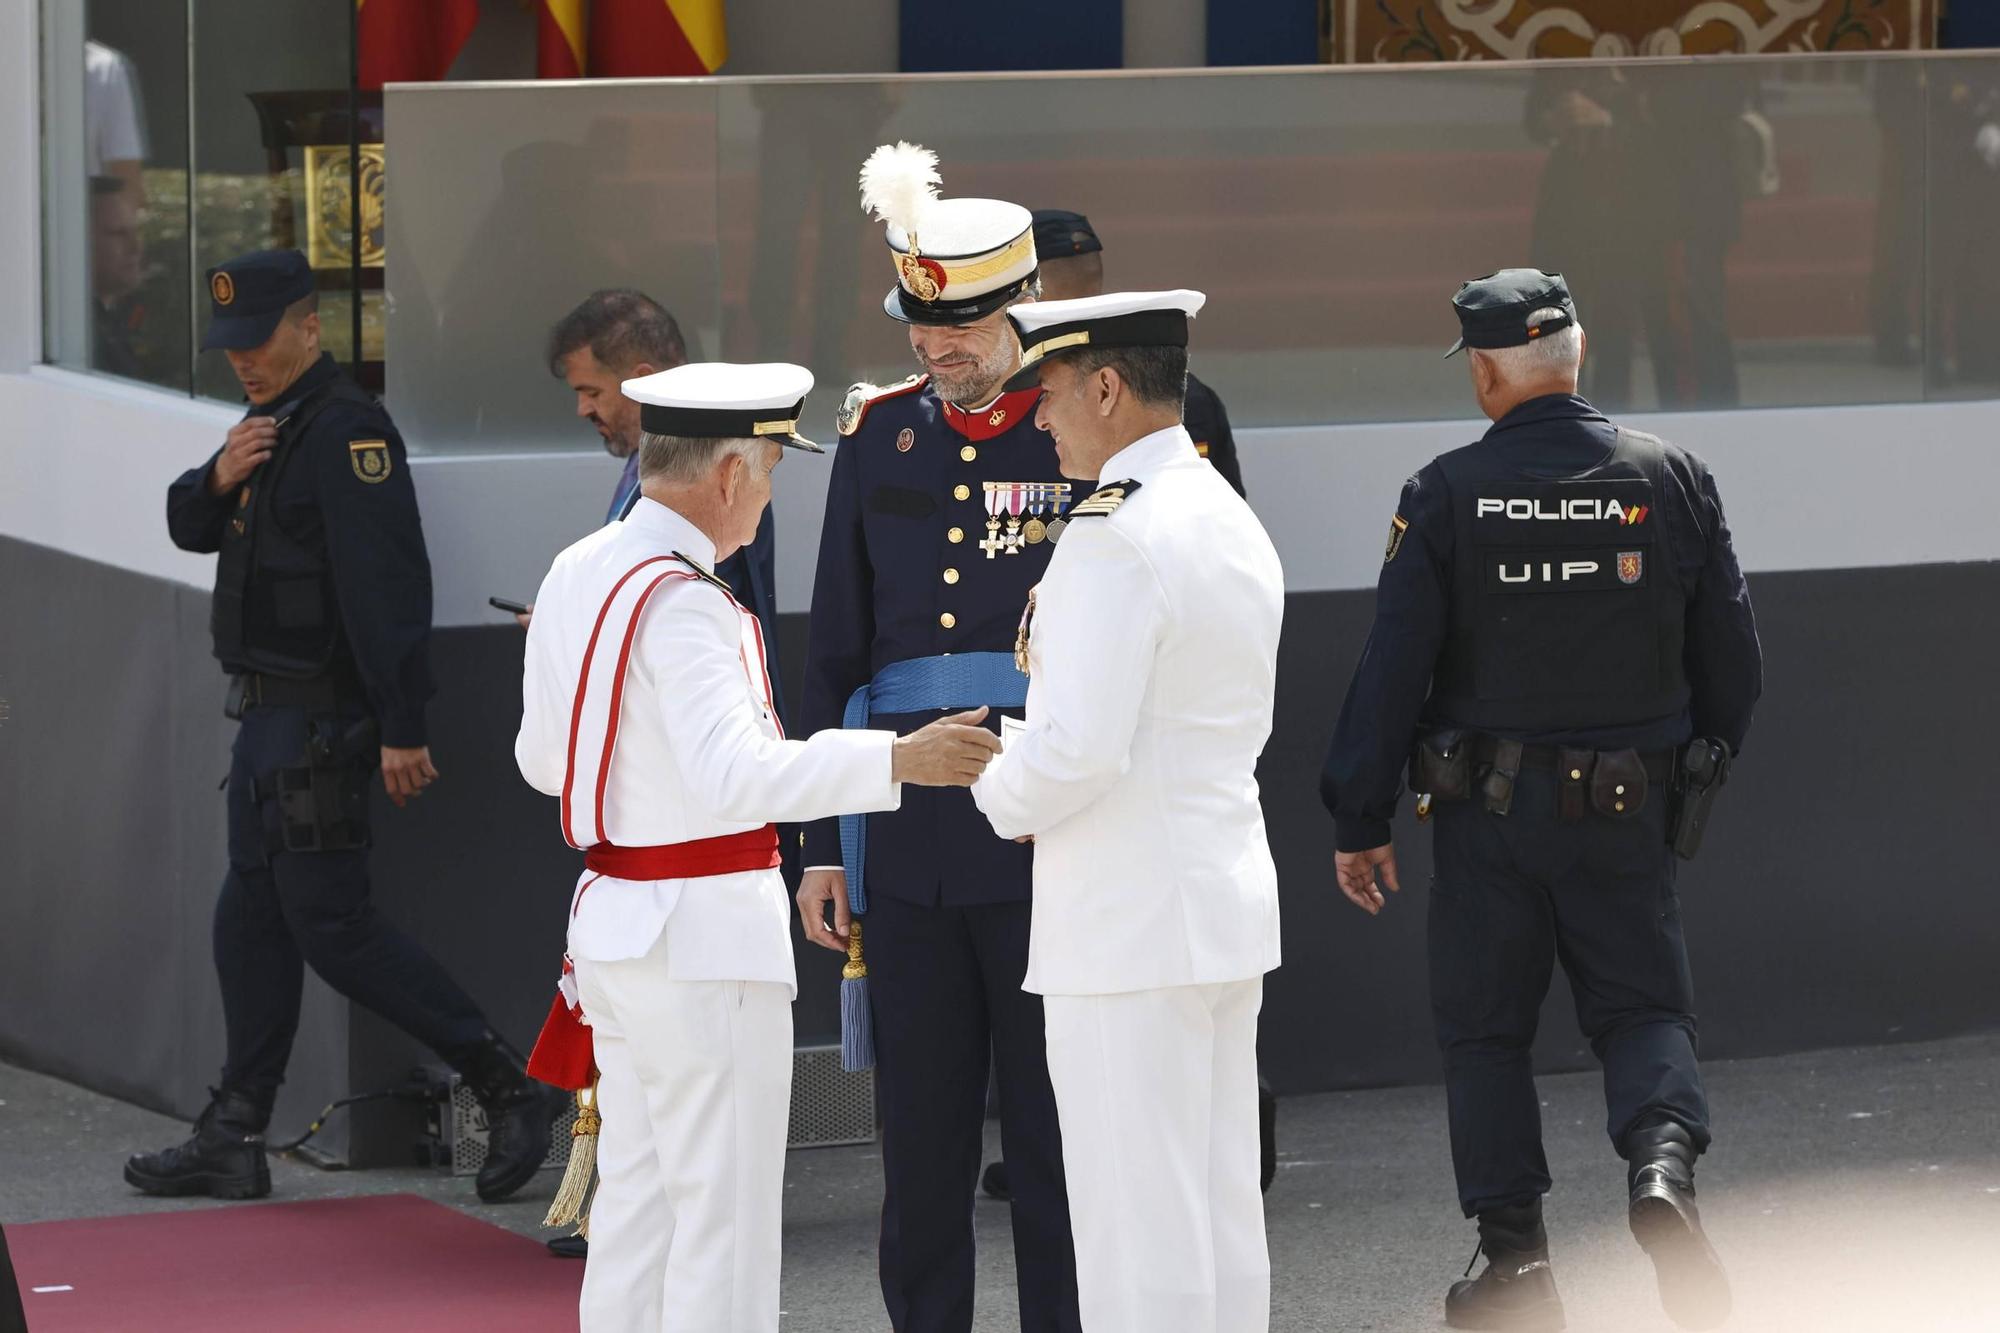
797,705,1001,953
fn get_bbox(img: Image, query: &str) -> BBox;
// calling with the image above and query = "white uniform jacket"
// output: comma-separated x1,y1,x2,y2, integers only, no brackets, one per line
973,425,1284,997
516,498,901,993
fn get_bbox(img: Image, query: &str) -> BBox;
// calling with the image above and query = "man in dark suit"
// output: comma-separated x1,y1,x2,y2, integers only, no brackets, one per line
533,290,783,711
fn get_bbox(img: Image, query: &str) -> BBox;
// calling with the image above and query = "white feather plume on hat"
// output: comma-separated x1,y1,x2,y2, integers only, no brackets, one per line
859,141,940,240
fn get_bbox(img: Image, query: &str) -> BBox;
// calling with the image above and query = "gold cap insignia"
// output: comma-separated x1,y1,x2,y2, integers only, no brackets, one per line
348,439,391,484
897,253,947,302
211,272,235,306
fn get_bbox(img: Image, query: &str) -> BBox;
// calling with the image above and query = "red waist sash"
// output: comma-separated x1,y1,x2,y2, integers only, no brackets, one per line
527,825,781,1091
581,825,781,879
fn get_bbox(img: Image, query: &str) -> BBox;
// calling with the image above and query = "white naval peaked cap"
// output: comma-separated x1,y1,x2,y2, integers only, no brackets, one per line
859,141,1037,326
1004,289,1208,392
620,361,822,453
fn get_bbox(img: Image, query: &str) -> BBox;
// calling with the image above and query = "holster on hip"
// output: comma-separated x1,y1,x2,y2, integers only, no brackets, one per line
1670,738,1732,860
261,716,378,853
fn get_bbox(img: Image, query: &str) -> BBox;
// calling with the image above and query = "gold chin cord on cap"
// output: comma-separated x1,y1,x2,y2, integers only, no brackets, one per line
543,1079,601,1236
751,418,800,437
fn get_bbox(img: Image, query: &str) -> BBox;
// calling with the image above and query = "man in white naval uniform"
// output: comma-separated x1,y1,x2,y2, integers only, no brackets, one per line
516,361,1000,1333
972,293,1285,1333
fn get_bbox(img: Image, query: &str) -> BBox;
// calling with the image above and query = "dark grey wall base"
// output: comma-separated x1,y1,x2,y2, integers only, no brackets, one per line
1254,560,2000,1094
0,537,354,1160
4,536,1997,1166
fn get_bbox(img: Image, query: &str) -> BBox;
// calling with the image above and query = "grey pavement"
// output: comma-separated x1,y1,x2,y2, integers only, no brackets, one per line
5,1034,1999,1331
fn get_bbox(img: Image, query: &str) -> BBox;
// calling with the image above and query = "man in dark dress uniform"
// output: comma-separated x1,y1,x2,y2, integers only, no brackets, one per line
1322,270,1762,1332
136,249,563,1206
793,145,1082,1333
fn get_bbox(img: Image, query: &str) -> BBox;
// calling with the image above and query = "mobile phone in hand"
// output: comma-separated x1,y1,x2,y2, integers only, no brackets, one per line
488,596,531,616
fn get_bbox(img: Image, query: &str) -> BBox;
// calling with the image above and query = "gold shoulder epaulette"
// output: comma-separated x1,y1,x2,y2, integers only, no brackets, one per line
836,374,928,437
670,551,736,598
1067,479,1143,519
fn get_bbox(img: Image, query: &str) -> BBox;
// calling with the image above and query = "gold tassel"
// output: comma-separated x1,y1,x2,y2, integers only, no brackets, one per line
542,1081,600,1232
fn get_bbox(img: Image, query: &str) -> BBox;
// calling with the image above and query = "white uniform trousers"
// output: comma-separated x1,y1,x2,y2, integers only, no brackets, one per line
1042,978,1270,1333
573,937,793,1333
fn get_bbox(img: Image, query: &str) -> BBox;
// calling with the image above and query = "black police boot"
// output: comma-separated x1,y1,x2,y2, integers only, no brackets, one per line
1626,1119,1732,1331
123,1086,273,1200
981,1160,1011,1202
1444,1201,1566,1331
458,1031,567,1203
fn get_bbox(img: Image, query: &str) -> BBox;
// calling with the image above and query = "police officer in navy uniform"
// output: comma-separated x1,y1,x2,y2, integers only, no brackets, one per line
1030,209,1245,498
136,250,563,1206
794,145,1082,1333
1322,271,1761,1332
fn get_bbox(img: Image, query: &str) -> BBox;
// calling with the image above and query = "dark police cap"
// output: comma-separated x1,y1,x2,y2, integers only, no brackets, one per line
1445,268,1575,359
1031,209,1103,261
201,249,316,352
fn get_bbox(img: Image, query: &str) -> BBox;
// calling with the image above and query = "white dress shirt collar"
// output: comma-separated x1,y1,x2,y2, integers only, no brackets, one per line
1097,423,1197,484
624,496,721,571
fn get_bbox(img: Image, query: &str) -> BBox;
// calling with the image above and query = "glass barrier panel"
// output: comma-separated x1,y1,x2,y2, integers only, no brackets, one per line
190,0,357,405
47,0,195,393
383,81,723,454
378,54,1997,449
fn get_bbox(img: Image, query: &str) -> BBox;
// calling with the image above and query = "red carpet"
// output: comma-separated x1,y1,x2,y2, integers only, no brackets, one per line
6,1195,579,1332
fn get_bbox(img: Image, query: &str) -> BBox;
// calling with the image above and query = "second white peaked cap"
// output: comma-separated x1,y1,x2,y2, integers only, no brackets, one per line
859,141,1037,326
621,361,822,453
1004,289,1208,392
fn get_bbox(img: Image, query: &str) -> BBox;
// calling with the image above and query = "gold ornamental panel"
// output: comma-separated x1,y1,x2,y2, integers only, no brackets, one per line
1325,0,1937,62
303,143,386,270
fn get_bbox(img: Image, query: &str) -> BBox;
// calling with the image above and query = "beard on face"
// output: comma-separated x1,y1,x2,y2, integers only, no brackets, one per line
919,334,1015,407
593,414,640,459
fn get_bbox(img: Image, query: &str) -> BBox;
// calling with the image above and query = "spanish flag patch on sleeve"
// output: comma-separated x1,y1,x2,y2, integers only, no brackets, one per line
1384,514,1409,564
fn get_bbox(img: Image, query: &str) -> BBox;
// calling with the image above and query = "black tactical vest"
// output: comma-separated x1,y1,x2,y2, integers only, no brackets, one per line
1429,428,1689,733
210,375,378,679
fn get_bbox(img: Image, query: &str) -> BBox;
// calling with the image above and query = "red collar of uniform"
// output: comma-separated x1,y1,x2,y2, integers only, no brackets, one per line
939,388,1043,441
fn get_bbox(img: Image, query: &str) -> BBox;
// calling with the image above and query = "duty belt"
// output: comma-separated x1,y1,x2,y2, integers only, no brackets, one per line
1468,734,1675,783
225,672,345,717
1466,732,1675,822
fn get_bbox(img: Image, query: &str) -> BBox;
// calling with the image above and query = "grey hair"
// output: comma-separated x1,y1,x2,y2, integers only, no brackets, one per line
1473,307,1583,380
637,433,772,486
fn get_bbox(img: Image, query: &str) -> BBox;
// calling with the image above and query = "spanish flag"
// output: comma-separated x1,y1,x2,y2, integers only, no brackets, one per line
355,0,479,89
592,0,728,76
538,0,588,77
